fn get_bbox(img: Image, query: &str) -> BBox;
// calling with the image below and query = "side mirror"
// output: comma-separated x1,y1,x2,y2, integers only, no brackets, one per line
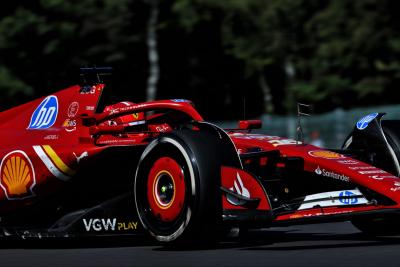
238,120,262,130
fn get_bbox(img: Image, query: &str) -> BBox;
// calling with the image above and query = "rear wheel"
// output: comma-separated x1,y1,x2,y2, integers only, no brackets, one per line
134,130,222,243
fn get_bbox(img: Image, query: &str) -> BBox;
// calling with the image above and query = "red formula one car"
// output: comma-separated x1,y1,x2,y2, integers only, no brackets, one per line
1,68,400,243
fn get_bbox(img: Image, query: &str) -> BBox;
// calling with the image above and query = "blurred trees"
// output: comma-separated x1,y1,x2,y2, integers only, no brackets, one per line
0,0,149,107
172,0,400,114
0,0,399,119
292,0,400,112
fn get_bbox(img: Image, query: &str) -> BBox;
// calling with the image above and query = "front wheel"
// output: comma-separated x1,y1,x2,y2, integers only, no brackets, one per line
134,130,223,243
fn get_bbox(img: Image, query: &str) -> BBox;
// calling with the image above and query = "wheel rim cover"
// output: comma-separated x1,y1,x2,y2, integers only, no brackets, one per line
147,157,186,222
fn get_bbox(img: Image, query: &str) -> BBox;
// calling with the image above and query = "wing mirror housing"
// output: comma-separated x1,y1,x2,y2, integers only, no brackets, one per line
238,120,262,130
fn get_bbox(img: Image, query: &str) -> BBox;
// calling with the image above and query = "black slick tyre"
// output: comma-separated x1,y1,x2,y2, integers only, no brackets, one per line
134,129,223,244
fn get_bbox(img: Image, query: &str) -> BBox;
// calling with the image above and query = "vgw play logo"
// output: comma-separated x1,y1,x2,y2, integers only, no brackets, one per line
28,96,58,129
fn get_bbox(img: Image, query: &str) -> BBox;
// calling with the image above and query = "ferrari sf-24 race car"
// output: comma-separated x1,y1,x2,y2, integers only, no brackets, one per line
1,70,400,243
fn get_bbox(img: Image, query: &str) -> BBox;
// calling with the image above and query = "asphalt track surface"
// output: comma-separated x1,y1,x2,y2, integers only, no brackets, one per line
2,221,400,267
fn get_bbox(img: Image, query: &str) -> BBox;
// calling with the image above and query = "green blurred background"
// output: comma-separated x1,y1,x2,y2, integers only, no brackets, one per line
1,0,400,145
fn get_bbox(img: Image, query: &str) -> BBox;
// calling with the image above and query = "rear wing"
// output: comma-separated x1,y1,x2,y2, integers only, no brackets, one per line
79,67,112,114
79,67,112,85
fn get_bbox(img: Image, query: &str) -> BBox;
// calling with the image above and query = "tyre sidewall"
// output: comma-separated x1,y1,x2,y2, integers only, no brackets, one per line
134,130,222,242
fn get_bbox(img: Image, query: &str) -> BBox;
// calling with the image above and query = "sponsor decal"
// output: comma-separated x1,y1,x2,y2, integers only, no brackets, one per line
133,104,146,109
96,139,138,145
339,190,358,204
28,95,58,129
44,134,59,140
233,134,304,144
155,125,170,132
296,213,325,218
356,113,378,130
324,210,353,216
86,106,95,111
308,150,344,159
65,128,76,133
315,166,322,175
107,120,118,126
118,221,138,231
390,181,400,192
0,150,36,200
298,189,367,210
315,166,350,182
268,138,298,147
227,172,250,206
83,218,116,231
108,109,118,115
62,119,76,127
82,218,138,232
73,151,88,164
338,160,359,165
127,120,146,126
348,166,376,170
80,85,97,94
33,145,75,181
68,102,79,118
358,170,387,174
113,104,147,115
62,119,77,132
232,133,280,141
171,99,190,103
369,175,397,180
290,210,353,219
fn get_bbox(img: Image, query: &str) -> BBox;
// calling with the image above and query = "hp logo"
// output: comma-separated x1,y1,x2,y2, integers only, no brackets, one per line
28,96,58,129
356,113,378,130
339,190,358,205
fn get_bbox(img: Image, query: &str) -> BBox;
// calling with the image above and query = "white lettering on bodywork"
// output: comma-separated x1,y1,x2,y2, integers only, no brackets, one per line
83,218,116,232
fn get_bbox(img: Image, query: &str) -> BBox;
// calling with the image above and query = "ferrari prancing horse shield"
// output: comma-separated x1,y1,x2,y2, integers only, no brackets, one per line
0,150,36,200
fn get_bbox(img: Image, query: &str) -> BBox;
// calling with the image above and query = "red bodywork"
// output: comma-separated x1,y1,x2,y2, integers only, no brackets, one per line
1,83,400,227
227,133,400,221
0,85,200,211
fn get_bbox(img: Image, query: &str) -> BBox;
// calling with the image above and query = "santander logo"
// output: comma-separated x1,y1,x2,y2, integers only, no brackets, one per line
227,172,250,206
314,165,350,182
315,166,322,175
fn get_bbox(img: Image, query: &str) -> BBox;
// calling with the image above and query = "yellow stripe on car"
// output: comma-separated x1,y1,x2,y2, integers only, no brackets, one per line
42,145,76,176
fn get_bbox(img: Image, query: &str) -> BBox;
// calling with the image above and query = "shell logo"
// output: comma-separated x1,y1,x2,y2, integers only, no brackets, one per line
0,150,36,200
308,150,344,159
